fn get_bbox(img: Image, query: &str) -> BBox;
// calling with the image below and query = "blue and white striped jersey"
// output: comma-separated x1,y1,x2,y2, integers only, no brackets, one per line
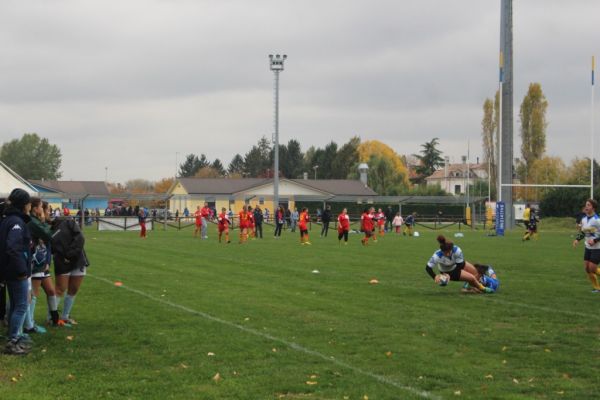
581,214,600,250
427,245,464,272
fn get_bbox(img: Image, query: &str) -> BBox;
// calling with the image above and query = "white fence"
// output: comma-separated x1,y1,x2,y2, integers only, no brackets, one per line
97,217,153,231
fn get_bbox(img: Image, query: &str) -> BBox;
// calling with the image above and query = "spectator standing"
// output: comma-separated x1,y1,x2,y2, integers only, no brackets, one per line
274,206,285,238
264,208,270,223
0,189,33,355
51,213,89,325
392,212,404,234
385,206,394,232
321,205,332,237
253,206,264,239
290,208,299,232
26,198,59,333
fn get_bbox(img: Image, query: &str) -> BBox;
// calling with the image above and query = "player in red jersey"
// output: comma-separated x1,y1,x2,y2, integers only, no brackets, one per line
193,205,202,238
360,207,376,245
298,207,311,245
217,207,231,243
247,206,256,239
238,205,250,243
337,208,350,245
376,208,386,237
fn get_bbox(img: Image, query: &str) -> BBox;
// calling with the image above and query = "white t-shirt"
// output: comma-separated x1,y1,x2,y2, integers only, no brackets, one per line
427,246,465,272
581,214,600,250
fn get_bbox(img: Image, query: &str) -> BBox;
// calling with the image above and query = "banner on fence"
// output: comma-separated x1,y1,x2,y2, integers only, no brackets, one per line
495,201,505,236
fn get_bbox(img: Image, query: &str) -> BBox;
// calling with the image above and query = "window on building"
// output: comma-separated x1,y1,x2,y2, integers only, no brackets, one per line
454,185,461,194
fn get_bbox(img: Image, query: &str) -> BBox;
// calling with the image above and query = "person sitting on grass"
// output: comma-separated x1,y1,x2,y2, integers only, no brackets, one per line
425,235,494,294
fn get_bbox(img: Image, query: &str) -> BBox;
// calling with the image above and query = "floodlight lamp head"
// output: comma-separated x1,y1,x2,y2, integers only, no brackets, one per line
269,53,287,71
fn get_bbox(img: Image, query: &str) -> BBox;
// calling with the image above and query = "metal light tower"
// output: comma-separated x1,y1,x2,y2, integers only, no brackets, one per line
499,0,514,228
269,54,287,210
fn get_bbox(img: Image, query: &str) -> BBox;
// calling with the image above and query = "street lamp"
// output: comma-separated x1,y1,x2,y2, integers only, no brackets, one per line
269,53,287,209
313,165,319,180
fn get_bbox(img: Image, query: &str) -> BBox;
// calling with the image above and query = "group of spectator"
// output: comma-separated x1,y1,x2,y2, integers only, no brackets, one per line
1,189,88,355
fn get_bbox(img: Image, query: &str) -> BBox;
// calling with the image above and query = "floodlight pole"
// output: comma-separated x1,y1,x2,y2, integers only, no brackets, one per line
592,55,596,199
499,0,514,228
269,54,287,210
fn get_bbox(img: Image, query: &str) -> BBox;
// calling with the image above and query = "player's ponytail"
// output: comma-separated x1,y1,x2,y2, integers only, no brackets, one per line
437,235,453,251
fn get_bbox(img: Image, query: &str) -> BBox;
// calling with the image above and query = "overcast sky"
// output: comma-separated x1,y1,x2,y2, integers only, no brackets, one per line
1,0,599,183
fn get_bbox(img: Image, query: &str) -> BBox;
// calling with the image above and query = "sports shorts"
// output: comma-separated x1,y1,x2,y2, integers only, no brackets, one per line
59,266,87,277
584,248,600,264
446,262,466,281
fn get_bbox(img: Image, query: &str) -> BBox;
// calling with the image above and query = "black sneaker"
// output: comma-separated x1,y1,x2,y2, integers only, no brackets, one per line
4,340,30,355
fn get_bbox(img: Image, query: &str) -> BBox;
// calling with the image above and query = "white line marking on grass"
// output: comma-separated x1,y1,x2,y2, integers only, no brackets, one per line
88,274,440,400
475,296,600,320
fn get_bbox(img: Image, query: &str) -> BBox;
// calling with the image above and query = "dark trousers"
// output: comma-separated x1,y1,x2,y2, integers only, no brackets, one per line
274,223,283,237
255,223,263,238
338,230,348,242
321,222,330,236
0,283,6,321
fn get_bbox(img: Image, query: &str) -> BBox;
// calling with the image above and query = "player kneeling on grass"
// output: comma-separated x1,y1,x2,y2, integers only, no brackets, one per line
425,235,494,294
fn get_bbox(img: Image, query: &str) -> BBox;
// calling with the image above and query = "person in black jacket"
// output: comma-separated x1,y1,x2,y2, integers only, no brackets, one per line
0,189,32,355
320,205,332,237
51,215,89,325
253,206,264,239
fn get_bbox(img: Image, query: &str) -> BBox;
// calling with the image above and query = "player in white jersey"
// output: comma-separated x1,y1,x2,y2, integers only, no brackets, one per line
425,235,494,293
572,199,600,292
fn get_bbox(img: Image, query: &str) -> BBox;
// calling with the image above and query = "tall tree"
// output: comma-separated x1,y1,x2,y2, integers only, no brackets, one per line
125,179,154,193
211,159,226,176
194,167,222,178
154,177,175,193
179,154,203,177
412,138,444,184
481,91,499,199
244,136,271,177
519,82,548,176
354,140,409,189
331,136,360,179
228,154,245,176
286,139,304,178
0,133,62,180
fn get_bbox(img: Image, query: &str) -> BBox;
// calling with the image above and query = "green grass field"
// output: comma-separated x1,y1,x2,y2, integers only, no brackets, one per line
1,222,599,399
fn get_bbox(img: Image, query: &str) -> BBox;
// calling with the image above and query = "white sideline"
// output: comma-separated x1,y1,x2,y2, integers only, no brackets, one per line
88,274,440,400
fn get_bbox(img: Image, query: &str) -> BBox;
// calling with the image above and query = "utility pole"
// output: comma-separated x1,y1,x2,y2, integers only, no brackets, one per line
269,54,287,210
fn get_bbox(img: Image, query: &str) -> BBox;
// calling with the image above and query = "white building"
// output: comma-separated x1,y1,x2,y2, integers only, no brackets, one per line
425,163,488,195
0,161,38,197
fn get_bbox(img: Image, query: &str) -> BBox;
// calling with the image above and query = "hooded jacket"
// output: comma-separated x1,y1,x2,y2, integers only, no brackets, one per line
0,207,32,281
51,217,89,275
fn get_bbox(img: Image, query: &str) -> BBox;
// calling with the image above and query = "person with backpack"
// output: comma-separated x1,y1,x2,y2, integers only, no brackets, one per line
51,213,89,325
0,189,33,355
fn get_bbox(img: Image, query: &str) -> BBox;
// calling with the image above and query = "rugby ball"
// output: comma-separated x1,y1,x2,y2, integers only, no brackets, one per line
438,274,449,286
